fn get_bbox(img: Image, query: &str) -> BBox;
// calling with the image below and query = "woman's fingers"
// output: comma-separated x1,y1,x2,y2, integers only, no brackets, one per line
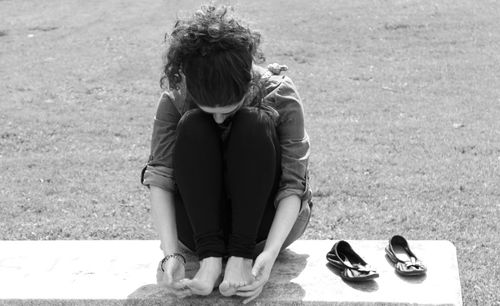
160,270,173,285
173,288,192,298
242,287,263,304
236,287,259,297
161,279,191,298
251,260,263,277
243,294,258,304
237,278,265,291
170,283,192,298
171,280,188,290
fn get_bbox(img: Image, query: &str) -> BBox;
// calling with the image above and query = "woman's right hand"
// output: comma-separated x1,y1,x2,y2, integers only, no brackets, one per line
159,257,192,298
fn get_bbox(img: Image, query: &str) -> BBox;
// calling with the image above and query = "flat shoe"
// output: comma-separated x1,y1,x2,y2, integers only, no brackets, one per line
326,240,379,282
385,235,426,276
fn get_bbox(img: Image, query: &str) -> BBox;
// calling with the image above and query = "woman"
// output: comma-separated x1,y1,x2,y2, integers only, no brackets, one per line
141,5,312,303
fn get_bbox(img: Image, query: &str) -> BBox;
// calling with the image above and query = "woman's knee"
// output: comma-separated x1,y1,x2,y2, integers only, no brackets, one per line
177,109,216,139
231,107,276,139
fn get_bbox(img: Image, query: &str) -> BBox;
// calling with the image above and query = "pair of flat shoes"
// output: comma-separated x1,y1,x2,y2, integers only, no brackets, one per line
326,240,379,282
326,236,427,282
385,235,427,276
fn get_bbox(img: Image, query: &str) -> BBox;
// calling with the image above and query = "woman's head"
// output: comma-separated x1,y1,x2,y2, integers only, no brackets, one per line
161,5,264,109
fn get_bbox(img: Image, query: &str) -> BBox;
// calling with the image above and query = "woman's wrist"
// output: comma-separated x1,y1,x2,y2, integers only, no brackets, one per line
262,195,301,259
150,187,180,258
160,253,186,271
262,245,280,259
161,241,179,256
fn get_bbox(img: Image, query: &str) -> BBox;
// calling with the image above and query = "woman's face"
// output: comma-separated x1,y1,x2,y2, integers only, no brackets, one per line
198,97,245,124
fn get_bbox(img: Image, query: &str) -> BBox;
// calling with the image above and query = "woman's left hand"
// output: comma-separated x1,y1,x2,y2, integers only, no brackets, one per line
236,249,278,304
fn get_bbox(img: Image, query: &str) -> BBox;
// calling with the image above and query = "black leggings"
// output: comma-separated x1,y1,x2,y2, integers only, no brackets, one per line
173,108,280,260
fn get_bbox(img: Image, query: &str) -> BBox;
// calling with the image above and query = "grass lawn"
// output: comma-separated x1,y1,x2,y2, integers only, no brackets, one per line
1,0,499,304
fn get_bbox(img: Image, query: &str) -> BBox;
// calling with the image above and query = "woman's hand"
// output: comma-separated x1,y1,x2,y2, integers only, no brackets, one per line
158,257,192,298
236,250,278,304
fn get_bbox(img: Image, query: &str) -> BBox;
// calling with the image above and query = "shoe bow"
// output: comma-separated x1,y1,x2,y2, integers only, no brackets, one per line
396,258,426,272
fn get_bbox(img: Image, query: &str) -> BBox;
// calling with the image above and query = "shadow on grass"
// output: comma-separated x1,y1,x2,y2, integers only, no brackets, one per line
126,249,308,305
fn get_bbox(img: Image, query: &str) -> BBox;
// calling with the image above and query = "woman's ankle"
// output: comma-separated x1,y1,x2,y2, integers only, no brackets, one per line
227,256,253,265
199,256,223,267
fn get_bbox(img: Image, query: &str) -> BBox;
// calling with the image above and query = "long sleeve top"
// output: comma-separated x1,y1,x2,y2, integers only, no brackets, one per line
141,65,312,212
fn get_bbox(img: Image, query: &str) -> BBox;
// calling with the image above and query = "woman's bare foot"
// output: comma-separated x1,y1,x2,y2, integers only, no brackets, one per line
219,256,255,297
180,257,222,296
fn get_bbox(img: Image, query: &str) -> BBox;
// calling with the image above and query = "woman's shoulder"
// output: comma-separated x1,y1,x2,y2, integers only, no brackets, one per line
254,64,300,103
255,63,287,86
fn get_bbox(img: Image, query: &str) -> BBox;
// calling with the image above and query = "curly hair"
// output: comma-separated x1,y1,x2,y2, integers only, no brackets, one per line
160,5,265,107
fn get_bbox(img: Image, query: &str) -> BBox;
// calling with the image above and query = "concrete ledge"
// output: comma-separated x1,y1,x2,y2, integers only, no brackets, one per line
0,240,462,305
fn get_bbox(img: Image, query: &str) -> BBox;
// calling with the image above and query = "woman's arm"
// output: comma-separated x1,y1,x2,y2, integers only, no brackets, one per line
143,92,183,254
150,186,178,255
151,186,191,298
262,194,301,257
142,93,190,296
235,195,300,304
271,75,311,211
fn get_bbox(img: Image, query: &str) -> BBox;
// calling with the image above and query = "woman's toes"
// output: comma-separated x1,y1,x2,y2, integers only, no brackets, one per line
187,279,213,295
219,280,236,296
218,281,229,295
